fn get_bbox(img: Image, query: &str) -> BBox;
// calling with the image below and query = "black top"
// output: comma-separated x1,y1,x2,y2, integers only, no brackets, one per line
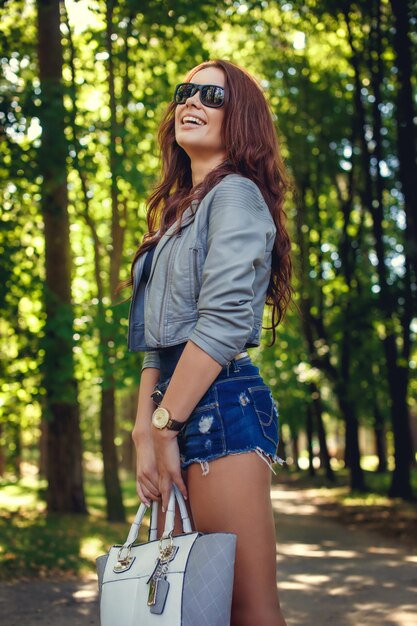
142,244,157,283
141,243,186,373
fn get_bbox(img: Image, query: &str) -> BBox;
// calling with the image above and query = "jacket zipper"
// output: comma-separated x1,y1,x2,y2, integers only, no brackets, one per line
158,232,182,344
191,248,198,301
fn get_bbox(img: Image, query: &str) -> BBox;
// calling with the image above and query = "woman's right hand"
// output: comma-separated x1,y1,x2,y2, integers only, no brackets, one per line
133,430,161,506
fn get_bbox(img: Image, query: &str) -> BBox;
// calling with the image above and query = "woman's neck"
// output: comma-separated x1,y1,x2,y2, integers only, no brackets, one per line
190,153,227,187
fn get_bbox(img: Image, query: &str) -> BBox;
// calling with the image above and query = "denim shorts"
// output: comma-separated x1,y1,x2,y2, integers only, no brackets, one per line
152,343,285,476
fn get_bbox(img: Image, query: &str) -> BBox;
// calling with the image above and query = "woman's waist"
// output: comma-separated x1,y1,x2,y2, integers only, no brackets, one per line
157,342,251,382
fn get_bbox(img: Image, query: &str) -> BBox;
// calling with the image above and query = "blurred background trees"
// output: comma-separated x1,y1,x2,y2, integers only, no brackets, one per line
1,0,416,519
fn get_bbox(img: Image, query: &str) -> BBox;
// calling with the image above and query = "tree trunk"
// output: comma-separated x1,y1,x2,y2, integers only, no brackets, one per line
306,404,315,477
310,383,334,482
36,0,86,513
373,400,387,473
38,418,48,478
101,386,125,521
291,431,300,470
95,0,128,522
386,346,412,498
344,422,350,470
119,390,137,472
339,391,365,491
120,430,135,473
10,421,22,478
390,0,417,283
97,307,125,521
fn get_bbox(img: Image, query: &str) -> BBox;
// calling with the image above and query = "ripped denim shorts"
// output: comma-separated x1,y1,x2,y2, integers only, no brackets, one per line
152,343,285,476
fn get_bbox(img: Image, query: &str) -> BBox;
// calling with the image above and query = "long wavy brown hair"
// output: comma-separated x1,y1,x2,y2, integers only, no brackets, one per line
119,59,296,345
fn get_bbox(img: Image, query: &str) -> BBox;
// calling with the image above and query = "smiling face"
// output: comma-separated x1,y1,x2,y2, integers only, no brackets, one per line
174,67,226,163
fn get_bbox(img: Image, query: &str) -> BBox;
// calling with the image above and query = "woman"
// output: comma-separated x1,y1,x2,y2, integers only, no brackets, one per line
127,59,293,626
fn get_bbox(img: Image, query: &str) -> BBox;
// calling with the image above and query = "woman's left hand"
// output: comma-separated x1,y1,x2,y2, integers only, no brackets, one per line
152,428,188,512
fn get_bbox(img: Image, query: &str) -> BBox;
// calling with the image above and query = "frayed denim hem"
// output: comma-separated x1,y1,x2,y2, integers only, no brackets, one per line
180,446,286,476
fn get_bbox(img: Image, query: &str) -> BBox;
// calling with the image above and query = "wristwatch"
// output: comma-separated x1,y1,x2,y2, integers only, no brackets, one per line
151,406,185,432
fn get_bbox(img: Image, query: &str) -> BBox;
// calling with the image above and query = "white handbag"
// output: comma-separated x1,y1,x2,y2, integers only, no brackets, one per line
96,484,237,625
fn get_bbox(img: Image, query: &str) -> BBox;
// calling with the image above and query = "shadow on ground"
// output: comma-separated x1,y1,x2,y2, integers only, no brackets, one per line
0,577,99,626
273,484,417,626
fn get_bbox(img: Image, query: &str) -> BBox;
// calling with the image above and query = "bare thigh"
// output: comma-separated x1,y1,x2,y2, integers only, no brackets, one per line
187,452,284,625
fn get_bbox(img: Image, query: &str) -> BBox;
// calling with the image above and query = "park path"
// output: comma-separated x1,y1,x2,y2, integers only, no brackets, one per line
1,483,416,626
272,484,417,626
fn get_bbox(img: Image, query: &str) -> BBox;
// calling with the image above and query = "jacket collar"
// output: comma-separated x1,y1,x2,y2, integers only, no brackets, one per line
147,202,197,284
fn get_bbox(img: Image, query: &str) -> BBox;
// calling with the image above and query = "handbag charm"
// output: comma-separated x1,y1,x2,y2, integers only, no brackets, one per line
146,534,179,613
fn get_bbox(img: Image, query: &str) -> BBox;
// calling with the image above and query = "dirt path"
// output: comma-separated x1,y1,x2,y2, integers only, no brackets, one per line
272,484,417,625
1,484,416,626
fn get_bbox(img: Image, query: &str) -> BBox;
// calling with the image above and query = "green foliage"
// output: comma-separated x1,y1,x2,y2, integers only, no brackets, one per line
0,0,415,488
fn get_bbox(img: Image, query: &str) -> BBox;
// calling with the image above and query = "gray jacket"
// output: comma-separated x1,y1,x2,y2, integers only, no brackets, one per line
127,174,277,369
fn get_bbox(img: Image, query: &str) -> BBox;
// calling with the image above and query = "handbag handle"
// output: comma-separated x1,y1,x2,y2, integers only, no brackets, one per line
121,485,192,551
161,484,192,538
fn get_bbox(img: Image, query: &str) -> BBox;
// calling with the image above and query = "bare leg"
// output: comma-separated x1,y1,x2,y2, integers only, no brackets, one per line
186,452,287,626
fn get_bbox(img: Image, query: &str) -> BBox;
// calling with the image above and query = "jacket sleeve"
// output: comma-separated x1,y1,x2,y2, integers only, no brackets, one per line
141,350,160,372
188,177,275,367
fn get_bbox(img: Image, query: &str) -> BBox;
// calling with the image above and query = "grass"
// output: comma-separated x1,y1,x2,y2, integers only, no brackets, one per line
0,472,147,581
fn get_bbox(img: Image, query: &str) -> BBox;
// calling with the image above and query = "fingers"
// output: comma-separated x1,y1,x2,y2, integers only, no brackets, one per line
136,475,161,507
135,462,161,503
159,477,170,513
159,474,188,513
153,434,188,512
136,481,151,507
175,476,188,503
142,478,161,499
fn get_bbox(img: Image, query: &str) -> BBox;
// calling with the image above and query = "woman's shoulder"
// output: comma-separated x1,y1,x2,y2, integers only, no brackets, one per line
203,174,273,223
212,173,263,196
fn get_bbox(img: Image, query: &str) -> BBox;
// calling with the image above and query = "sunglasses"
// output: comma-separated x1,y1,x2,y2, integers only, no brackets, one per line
173,82,225,108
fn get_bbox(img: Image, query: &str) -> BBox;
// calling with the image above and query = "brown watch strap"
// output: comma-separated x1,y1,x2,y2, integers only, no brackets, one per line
166,417,185,432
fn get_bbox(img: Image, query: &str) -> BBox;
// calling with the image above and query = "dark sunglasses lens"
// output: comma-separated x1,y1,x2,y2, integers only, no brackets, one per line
175,83,196,103
174,83,224,107
201,85,224,107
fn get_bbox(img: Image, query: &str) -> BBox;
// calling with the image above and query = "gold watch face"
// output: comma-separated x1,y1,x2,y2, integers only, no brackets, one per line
152,407,170,429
